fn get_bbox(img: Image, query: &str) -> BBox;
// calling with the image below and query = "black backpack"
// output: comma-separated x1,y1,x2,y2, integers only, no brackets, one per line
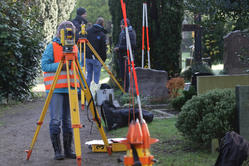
215,131,249,166
100,100,154,131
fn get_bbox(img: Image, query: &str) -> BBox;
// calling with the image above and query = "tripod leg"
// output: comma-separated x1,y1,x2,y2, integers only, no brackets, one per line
75,59,112,155
26,61,64,160
80,89,85,111
80,41,86,111
86,41,125,93
66,60,82,166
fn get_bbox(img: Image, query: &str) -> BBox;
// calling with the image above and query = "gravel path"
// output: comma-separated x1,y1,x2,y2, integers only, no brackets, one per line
0,98,124,166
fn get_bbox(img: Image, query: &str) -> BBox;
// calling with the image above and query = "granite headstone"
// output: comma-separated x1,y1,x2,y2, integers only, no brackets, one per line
131,67,168,100
224,30,249,74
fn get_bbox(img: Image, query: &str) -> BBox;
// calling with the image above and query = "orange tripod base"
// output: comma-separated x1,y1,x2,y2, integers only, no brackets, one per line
76,156,82,166
121,120,159,166
124,155,155,165
25,149,32,160
81,104,85,111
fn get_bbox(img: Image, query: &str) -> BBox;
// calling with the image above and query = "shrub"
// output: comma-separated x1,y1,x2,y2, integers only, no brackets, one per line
171,86,196,112
0,1,44,102
176,89,236,145
171,95,185,111
166,77,184,98
181,63,213,81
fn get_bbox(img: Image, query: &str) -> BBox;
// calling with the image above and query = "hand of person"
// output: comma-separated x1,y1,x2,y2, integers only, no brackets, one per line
123,56,129,60
62,64,67,71
62,63,71,71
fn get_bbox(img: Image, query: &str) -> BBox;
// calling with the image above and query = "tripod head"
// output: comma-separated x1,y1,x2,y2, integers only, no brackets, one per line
60,28,75,53
79,24,87,39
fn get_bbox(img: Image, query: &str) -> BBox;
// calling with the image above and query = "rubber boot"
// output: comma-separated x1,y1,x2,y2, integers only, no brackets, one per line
63,132,76,159
50,134,64,160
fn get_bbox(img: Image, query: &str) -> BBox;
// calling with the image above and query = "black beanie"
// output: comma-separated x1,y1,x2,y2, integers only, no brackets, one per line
77,7,86,16
121,18,130,26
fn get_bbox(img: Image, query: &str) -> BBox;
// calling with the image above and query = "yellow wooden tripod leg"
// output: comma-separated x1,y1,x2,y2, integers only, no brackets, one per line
86,41,125,93
80,63,86,110
80,89,85,110
66,60,82,166
87,94,112,154
80,41,86,110
79,41,85,110
26,61,64,160
75,59,112,154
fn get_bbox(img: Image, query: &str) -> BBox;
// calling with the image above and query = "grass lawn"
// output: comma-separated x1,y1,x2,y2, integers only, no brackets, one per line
109,118,218,166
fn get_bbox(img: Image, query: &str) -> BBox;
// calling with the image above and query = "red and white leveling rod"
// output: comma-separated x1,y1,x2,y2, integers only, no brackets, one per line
120,3,158,166
142,2,151,69
120,0,143,120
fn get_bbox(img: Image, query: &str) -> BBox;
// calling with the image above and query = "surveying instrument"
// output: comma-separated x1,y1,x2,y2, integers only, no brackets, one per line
25,25,125,166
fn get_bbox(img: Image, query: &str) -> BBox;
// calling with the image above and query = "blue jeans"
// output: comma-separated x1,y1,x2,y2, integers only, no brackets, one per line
49,93,72,135
86,58,102,87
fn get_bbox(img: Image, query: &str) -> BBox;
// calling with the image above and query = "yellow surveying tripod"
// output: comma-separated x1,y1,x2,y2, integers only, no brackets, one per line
25,28,111,166
77,24,125,111
77,24,125,95
78,24,87,110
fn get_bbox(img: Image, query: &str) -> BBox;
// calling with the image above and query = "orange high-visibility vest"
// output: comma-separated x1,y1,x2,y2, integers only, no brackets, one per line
43,42,80,90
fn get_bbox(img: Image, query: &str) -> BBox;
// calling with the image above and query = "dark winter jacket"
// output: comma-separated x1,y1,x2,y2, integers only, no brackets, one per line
86,24,107,62
117,26,136,56
72,15,88,42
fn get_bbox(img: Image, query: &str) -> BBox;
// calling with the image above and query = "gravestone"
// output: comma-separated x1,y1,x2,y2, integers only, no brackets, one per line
224,30,249,74
236,85,249,141
131,67,168,100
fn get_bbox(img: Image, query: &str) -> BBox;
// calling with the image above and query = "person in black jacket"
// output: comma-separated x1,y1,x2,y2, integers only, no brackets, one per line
114,18,136,92
85,17,107,87
72,7,88,42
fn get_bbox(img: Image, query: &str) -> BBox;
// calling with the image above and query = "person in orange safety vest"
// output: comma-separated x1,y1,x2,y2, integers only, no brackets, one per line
41,21,82,161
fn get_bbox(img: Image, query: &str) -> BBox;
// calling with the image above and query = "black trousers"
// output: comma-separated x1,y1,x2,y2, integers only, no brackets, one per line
118,54,129,92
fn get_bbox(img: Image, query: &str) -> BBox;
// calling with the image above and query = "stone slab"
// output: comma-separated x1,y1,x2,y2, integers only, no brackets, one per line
224,30,249,74
131,67,168,100
197,74,249,95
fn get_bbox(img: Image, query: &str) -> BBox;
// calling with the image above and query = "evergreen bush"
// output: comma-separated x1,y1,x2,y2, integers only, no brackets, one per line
176,89,236,144
0,0,76,102
181,63,213,81
171,86,196,112
32,0,76,43
70,0,111,26
0,0,44,101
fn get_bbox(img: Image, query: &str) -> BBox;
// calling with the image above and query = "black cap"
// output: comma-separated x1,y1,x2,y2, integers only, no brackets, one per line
77,7,86,16
121,18,130,26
